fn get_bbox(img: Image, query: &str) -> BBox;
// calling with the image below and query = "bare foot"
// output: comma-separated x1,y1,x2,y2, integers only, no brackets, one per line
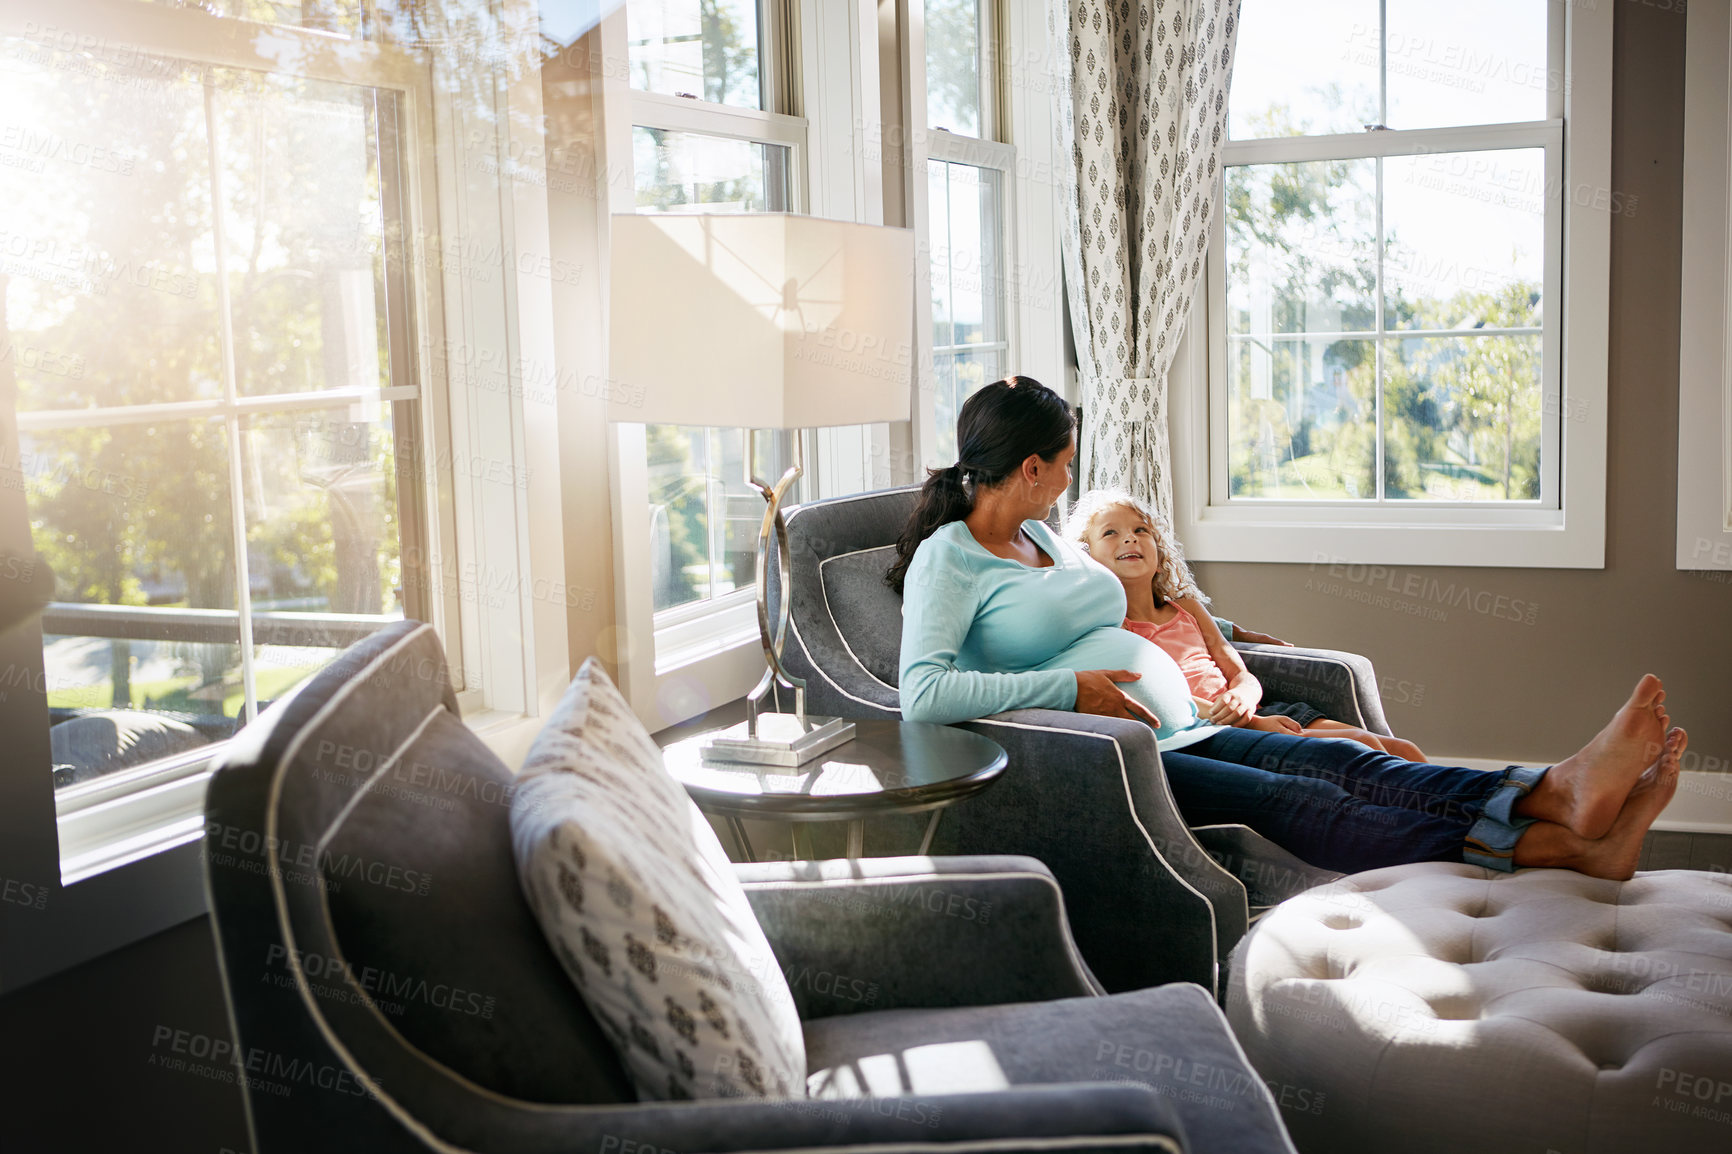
1571,727,1686,881
1517,674,1670,839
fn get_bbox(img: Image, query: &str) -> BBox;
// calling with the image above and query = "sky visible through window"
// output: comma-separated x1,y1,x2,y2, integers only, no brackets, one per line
1231,0,1549,307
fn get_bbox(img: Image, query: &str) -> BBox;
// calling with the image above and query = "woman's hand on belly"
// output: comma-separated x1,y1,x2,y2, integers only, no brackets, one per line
1074,670,1162,726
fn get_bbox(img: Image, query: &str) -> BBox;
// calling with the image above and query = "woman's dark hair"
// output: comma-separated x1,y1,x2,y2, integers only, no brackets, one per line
885,376,1075,594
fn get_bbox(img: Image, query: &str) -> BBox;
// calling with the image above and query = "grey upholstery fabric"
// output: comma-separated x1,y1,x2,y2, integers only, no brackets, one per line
946,709,1241,993
817,546,903,689
770,486,1396,994
1189,826,1343,910
807,984,1298,1154
737,856,1102,1018
205,620,1292,1154
1233,646,1391,736
205,621,635,1152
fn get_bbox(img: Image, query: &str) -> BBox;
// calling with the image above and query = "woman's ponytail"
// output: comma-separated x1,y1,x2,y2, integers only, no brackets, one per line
884,377,1074,595
886,464,974,594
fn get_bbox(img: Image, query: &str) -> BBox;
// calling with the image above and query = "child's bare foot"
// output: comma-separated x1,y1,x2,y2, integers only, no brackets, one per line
1572,727,1685,881
1517,674,1670,839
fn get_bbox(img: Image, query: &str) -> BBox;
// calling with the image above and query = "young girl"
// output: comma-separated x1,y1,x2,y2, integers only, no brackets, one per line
1067,489,1428,762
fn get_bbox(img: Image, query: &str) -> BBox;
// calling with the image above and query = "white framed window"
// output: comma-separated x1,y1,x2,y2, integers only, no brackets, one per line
605,0,896,731
626,3,808,638
904,0,1065,472
0,0,573,987
1169,0,1611,568
918,0,1011,465
0,7,440,886
625,0,811,677
928,135,1013,464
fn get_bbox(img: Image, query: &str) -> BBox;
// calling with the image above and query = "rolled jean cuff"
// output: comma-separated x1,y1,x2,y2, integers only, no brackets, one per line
1463,765,1548,872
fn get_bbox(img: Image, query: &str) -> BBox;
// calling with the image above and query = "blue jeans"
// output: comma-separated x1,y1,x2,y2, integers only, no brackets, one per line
1161,729,1546,874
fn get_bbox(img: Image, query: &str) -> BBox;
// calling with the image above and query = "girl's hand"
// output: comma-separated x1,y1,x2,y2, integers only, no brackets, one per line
1233,627,1293,646
1074,670,1161,727
1247,714,1304,735
1204,685,1259,726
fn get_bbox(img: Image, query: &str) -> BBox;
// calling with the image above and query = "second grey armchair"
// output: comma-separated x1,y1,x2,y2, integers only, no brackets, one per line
770,486,1391,994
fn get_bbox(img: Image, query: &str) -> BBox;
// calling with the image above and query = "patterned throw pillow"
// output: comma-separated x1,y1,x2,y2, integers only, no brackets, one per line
509,658,805,1101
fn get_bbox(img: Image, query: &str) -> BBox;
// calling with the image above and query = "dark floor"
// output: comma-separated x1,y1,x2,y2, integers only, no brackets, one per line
0,914,249,1154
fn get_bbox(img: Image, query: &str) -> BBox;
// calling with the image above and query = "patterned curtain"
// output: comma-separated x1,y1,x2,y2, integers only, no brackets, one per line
1052,0,1241,516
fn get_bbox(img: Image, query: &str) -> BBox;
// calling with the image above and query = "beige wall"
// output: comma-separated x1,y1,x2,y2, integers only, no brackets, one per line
1191,2,1731,769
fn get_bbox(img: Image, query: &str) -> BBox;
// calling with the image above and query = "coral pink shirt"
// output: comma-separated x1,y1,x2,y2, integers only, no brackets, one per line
1124,607,1228,701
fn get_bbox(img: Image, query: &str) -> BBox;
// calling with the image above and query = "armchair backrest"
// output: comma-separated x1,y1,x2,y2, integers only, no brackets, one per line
204,620,633,1154
773,487,918,719
775,486,1072,721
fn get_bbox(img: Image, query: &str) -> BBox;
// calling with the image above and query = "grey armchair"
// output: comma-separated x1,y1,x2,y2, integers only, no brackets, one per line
203,620,1297,1154
769,487,1393,994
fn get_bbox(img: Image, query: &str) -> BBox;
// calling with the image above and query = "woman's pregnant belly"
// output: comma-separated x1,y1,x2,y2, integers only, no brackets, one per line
1033,625,1202,743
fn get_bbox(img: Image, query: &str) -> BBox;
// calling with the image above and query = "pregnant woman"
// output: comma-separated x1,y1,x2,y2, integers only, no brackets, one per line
889,377,1685,880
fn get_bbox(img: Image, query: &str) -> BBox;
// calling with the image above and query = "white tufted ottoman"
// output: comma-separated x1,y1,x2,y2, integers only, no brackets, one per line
1226,863,1732,1154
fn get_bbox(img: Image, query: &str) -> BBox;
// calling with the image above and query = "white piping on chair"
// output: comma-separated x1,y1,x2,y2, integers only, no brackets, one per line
225,623,1233,1151
815,546,901,693
781,535,1239,977
1170,983,1304,1154
786,612,900,715
269,659,708,1122
763,1139,1182,1154
261,623,480,1152
963,716,1226,967
781,496,906,712
1248,650,1369,730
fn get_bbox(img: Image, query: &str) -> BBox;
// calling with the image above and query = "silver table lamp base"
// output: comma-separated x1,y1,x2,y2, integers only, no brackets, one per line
698,432,855,768
701,713,856,768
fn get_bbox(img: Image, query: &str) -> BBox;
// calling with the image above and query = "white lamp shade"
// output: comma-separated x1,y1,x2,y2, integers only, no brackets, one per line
608,213,915,428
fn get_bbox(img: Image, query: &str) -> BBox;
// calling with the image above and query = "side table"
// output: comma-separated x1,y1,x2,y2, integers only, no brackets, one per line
660,719,1007,861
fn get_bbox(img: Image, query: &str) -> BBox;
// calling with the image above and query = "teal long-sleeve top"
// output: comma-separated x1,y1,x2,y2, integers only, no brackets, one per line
896,518,1222,751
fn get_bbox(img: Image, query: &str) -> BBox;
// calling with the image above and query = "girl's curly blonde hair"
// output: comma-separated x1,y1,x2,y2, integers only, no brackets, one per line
1065,489,1209,608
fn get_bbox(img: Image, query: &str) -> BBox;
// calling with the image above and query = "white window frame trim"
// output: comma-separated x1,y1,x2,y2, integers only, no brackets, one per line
606,0,895,732
904,0,1065,473
927,127,1019,462
1169,0,1610,568
1678,0,1732,571
0,0,576,990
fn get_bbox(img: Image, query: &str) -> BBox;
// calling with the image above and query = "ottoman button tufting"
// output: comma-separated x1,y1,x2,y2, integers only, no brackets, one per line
1228,863,1732,1154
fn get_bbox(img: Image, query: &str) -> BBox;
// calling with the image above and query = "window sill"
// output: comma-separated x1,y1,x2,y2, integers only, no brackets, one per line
656,596,761,677
55,748,217,886
1176,510,1604,569
51,689,547,889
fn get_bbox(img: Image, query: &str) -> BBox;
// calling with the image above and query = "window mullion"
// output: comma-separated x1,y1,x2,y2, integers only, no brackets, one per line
1374,153,1385,504
1377,0,1388,127
202,79,260,726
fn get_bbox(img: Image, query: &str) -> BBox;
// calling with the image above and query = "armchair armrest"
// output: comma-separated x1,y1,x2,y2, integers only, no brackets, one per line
736,855,1100,1019
1234,645,1392,737
542,1083,1187,1154
944,709,1249,994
